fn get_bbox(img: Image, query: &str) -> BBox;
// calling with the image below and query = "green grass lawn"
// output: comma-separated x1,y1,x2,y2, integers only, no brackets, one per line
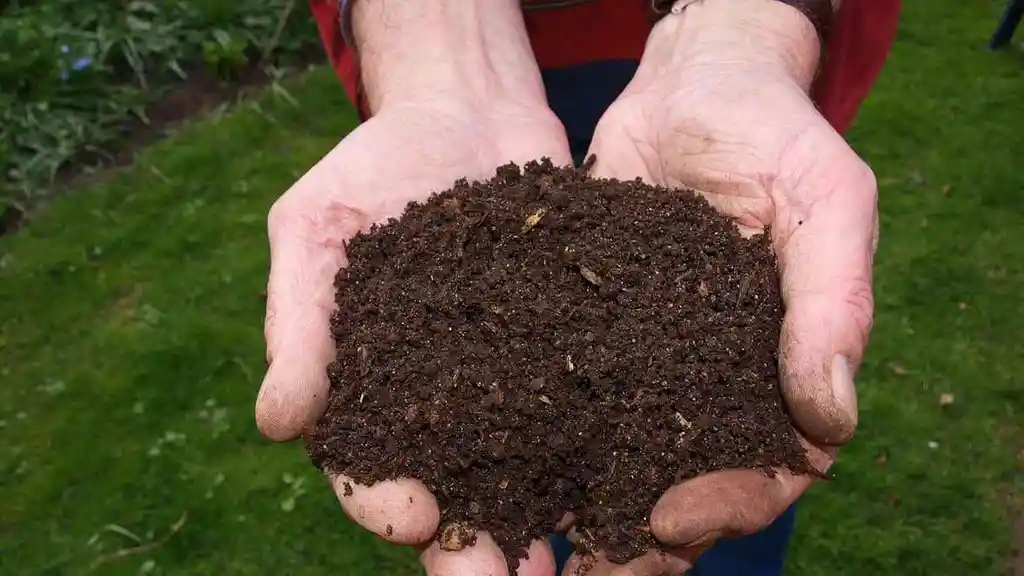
1,2,1022,575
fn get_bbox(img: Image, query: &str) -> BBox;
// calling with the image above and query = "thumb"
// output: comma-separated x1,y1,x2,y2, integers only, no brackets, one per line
775,156,877,446
256,197,364,441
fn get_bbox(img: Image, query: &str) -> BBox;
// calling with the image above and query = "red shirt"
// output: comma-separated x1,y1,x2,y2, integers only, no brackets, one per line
308,0,900,135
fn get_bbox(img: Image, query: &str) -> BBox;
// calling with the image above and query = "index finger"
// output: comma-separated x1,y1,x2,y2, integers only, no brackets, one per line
334,475,440,545
256,193,366,441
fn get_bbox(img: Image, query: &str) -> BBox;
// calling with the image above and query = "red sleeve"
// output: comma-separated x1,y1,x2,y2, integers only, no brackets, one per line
308,0,367,120
312,0,900,134
812,0,901,133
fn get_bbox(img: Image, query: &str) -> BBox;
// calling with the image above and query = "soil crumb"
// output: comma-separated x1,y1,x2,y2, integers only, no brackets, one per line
307,158,812,570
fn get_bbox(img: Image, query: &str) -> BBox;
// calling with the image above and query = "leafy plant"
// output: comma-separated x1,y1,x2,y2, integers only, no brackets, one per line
203,29,249,79
0,0,321,214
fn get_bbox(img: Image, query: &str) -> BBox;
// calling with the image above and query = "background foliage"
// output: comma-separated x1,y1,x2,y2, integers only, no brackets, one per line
0,0,320,211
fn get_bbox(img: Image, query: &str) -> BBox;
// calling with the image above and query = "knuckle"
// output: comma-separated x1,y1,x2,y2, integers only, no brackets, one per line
850,156,879,203
853,161,882,256
269,192,366,251
844,276,876,346
826,144,878,208
725,500,779,539
267,194,303,239
842,154,881,253
263,300,278,362
263,300,275,335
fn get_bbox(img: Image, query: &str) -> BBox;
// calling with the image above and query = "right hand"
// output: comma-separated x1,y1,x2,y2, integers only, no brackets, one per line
255,95,571,576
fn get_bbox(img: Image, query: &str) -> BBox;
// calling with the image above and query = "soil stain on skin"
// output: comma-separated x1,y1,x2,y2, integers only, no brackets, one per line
306,158,813,571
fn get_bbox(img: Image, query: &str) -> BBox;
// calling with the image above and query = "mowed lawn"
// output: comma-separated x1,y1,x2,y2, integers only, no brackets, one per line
1,1,1022,575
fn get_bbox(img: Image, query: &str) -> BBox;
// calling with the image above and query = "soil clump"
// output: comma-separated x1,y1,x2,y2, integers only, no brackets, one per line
307,158,812,569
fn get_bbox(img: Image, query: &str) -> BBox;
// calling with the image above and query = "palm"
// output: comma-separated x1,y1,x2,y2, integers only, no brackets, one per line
258,102,570,576
590,70,876,434
271,103,570,242
568,69,878,574
591,71,848,231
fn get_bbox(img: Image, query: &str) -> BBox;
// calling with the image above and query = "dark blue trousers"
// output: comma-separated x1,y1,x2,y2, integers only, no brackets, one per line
548,505,797,575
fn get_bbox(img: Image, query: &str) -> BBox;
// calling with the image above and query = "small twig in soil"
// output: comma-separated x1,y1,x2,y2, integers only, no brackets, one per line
443,197,463,214
674,412,692,429
736,274,754,308
454,227,469,258
624,388,651,408
578,265,603,286
579,154,598,174
439,521,477,551
521,208,547,233
675,421,710,450
356,345,369,376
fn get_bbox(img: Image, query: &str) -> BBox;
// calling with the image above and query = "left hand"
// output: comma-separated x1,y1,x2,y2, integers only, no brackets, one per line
565,2,877,574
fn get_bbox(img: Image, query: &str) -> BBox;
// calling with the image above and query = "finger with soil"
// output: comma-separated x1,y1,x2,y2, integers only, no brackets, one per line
647,436,833,549
420,532,556,576
330,475,439,545
650,467,816,546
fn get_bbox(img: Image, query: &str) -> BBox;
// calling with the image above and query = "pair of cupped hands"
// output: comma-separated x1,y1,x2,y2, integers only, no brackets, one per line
254,1,877,574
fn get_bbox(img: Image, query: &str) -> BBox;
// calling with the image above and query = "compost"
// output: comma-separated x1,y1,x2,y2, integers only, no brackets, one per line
307,158,812,569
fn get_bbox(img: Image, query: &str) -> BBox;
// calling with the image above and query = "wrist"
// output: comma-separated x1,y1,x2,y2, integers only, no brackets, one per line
645,0,825,91
351,0,549,114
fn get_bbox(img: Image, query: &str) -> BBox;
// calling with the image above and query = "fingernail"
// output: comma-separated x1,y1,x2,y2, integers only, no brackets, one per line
830,354,859,432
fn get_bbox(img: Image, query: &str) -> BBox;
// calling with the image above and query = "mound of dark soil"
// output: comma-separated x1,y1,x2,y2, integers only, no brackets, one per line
306,158,812,570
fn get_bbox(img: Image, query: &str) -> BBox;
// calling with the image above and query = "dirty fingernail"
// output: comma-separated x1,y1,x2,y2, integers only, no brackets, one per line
830,354,859,439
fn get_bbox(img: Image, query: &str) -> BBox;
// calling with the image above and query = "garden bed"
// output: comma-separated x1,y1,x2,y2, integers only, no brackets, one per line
0,0,324,235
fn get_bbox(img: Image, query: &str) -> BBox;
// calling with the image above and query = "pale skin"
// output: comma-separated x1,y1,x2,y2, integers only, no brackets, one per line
255,1,877,575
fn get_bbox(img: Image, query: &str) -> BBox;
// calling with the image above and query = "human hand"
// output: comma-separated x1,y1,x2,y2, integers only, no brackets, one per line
256,74,571,576
568,1,877,573
255,2,571,574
